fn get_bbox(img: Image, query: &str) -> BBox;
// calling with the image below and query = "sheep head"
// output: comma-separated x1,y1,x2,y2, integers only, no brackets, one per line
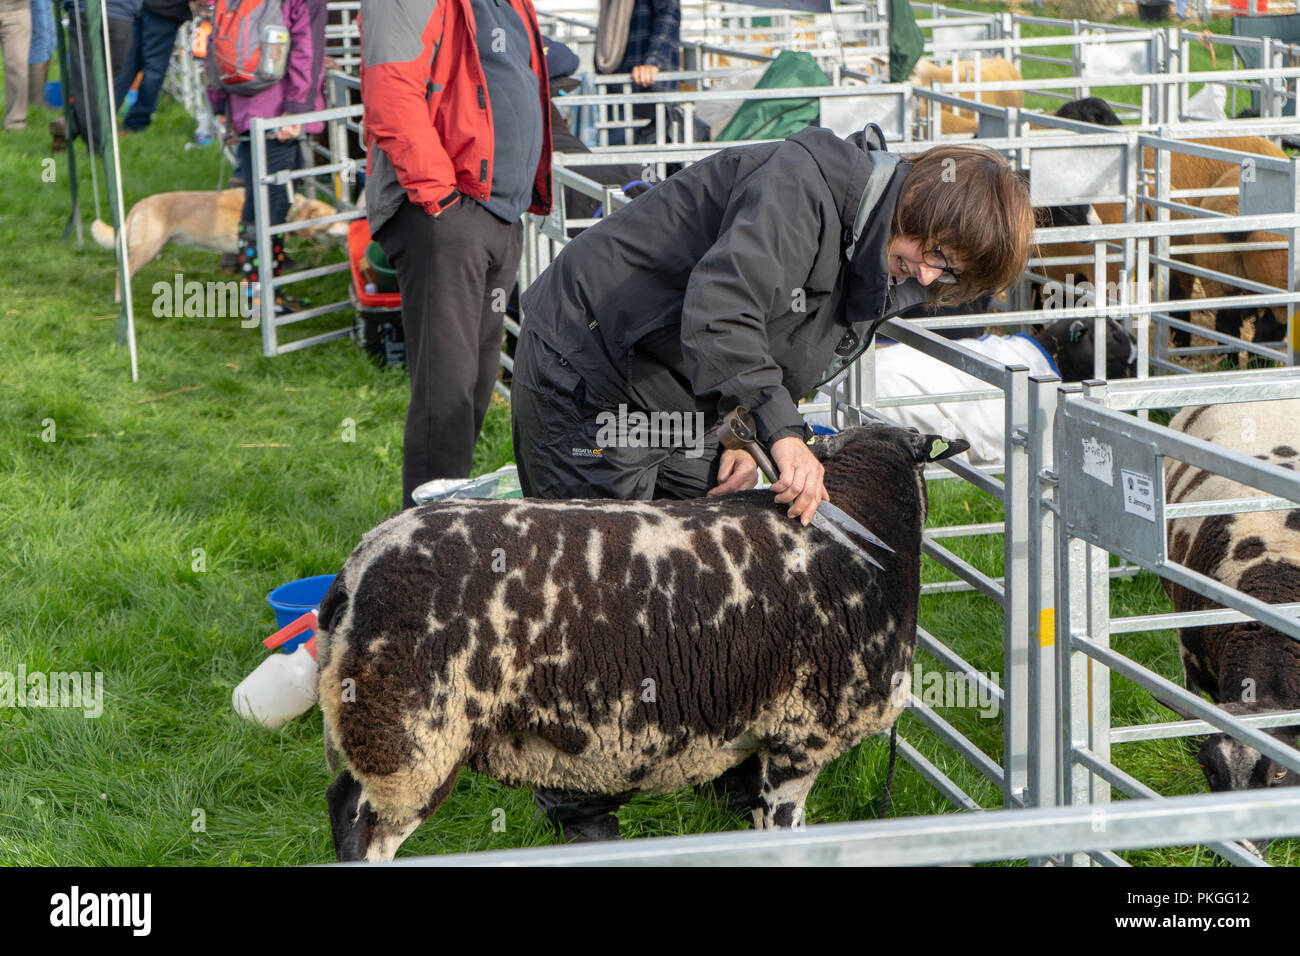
1036,317,1137,382
808,422,970,468
1157,695,1300,795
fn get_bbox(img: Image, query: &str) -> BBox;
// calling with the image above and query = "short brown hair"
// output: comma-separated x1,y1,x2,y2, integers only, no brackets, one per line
892,145,1037,308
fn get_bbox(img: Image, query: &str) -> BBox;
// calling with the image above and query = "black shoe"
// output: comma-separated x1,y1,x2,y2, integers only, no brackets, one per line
556,813,622,843
218,251,238,274
534,789,625,843
696,754,763,814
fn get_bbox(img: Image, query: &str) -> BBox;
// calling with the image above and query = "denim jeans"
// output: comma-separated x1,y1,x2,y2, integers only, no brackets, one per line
29,0,55,64
112,7,182,131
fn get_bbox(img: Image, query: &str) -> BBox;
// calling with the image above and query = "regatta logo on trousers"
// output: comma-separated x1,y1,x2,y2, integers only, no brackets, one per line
49,886,151,936
594,405,708,459
571,448,603,458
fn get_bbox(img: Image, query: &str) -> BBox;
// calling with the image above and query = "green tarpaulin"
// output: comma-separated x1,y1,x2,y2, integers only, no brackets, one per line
888,0,925,84
715,49,829,142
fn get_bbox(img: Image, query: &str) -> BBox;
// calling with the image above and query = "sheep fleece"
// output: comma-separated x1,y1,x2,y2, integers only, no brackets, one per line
316,451,925,824
1164,399,1300,704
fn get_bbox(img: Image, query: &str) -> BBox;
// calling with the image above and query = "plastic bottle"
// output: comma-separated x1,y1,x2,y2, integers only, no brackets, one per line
232,643,318,730
257,25,290,82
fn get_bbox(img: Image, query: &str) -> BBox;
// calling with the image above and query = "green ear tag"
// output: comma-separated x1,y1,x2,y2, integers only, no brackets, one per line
929,438,949,460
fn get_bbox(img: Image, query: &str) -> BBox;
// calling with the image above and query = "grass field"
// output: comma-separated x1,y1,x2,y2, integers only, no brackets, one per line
1,5,1295,866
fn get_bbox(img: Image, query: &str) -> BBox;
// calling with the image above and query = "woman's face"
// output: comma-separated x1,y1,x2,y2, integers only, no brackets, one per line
886,236,964,287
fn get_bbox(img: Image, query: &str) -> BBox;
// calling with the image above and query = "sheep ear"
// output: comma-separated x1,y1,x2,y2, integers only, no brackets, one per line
1069,320,1087,344
916,434,970,462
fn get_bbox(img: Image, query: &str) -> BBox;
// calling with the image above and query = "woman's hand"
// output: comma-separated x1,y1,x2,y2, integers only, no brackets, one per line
631,64,660,87
275,124,303,142
770,435,828,525
707,448,759,496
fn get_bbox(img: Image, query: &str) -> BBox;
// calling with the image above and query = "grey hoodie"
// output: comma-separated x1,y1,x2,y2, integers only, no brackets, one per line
519,125,928,446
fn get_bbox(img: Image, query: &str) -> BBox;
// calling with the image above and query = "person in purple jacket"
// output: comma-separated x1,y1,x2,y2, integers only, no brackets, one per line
207,0,327,311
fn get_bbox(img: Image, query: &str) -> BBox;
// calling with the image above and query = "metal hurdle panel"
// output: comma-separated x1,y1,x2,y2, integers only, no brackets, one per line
325,1,362,75
1128,133,1300,370
1051,372,1300,866
376,787,1300,865
559,80,913,149
826,322,1041,816
247,106,366,357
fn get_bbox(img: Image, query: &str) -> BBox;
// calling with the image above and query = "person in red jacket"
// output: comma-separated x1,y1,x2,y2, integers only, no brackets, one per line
359,0,552,507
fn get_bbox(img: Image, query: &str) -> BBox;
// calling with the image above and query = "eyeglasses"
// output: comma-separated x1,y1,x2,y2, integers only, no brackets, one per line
921,246,961,285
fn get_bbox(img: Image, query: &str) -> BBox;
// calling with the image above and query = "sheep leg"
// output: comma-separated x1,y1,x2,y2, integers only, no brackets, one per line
1255,308,1287,345
1169,271,1199,349
752,756,817,830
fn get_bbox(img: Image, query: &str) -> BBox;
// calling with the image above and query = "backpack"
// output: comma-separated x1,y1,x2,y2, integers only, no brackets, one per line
209,0,291,95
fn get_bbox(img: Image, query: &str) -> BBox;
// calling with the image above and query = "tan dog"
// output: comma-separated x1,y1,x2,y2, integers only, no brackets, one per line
92,189,345,301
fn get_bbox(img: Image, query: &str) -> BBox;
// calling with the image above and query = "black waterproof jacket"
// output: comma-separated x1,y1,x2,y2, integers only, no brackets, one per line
520,124,930,446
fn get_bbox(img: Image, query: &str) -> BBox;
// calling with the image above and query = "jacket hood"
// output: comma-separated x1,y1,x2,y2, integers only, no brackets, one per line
788,124,929,386
787,125,875,239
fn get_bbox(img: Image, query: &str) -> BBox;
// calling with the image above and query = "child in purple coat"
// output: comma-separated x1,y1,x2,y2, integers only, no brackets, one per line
207,0,326,307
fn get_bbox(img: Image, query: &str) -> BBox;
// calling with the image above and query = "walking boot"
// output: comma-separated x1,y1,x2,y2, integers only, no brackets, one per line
270,235,305,310
239,223,300,316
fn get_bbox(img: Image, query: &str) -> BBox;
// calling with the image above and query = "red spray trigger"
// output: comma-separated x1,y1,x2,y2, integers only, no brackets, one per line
264,610,318,660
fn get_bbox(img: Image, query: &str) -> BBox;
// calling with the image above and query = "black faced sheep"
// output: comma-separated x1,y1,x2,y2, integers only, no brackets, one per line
1162,399,1300,798
1053,96,1122,127
1034,99,1123,300
316,422,968,861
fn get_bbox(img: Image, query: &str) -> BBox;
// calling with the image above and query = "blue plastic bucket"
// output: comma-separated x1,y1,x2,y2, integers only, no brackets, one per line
45,80,61,108
266,574,336,653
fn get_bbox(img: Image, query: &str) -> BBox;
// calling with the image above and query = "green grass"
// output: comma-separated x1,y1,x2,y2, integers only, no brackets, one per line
2,43,1294,865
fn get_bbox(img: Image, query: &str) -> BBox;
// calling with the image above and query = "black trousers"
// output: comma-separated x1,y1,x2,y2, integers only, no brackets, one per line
374,198,523,507
510,327,720,500
236,135,299,227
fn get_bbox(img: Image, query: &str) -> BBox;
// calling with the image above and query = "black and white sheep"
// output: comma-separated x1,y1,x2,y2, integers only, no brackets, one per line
316,422,969,861
1162,399,1300,795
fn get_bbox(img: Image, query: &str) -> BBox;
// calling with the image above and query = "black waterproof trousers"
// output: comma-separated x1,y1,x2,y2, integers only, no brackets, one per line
375,198,523,507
